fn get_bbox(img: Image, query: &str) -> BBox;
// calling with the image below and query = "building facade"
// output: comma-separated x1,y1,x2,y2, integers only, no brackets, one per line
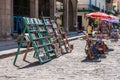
106,0,113,14
113,0,120,13
0,0,77,40
0,0,39,40
56,0,77,32
77,0,106,30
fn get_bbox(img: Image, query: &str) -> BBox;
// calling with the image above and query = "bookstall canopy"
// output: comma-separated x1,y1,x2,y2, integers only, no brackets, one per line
108,15,119,23
102,15,119,23
86,12,111,20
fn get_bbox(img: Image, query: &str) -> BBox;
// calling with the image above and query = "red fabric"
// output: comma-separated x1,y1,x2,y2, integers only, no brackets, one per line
86,12,111,19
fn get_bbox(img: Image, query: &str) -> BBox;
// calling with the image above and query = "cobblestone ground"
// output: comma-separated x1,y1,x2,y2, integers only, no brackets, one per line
1,39,120,80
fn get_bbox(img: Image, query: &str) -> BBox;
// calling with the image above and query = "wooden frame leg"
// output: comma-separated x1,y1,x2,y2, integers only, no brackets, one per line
23,41,31,61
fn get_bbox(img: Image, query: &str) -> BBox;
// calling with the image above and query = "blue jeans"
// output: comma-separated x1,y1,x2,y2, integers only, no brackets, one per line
92,41,100,58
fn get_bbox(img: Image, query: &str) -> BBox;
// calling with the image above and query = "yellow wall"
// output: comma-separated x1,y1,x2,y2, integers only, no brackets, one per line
78,0,106,11
113,2,118,11
57,12,89,30
77,12,89,30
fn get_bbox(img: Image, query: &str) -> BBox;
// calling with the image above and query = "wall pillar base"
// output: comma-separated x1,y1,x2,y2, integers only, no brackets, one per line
0,36,12,41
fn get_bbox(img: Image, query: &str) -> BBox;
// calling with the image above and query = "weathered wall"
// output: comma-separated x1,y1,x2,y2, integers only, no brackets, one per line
0,0,13,40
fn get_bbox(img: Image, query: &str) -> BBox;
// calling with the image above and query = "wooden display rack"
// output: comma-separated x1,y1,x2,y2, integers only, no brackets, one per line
85,37,107,61
99,24,109,39
42,17,62,57
42,17,73,55
13,17,57,65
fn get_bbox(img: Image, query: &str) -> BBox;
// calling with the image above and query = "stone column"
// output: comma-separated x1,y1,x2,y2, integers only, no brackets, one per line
68,0,77,31
0,0,13,40
63,0,69,32
30,0,39,18
73,0,77,31
49,0,56,20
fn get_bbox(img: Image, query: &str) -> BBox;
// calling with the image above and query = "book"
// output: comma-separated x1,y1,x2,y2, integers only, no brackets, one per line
28,25,36,31
30,19,34,24
39,26,44,31
47,45,53,51
40,55,47,62
35,41,42,47
41,33,48,37
46,26,53,33
42,38,50,45
43,19,51,25
24,33,29,41
36,48,41,53
52,22,58,28
38,20,44,25
38,33,42,37
36,48,47,62
34,18,38,24
55,29,59,35
31,33,37,39
61,45,66,53
26,18,30,24
39,48,46,53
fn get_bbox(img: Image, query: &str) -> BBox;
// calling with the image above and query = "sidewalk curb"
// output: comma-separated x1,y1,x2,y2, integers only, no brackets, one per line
0,35,84,59
68,35,85,41
0,48,33,59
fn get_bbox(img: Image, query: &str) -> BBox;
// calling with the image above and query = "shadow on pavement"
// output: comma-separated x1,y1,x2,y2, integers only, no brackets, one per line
81,58,101,62
14,61,40,69
81,48,114,63
106,48,114,52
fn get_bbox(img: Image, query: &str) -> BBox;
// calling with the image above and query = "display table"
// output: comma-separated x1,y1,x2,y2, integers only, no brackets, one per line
88,38,107,54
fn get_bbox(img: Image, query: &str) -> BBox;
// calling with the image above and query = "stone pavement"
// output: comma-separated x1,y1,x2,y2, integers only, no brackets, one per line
0,39,120,80
0,32,85,59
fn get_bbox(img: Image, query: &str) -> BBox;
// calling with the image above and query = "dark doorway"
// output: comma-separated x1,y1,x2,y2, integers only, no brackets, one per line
77,16,82,30
13,0,30,16
13,0,30,33
39,0,50,17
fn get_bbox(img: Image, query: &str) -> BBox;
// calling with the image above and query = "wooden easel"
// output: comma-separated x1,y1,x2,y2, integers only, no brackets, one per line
85,39,95,59
23,41,31,60
61,32,73,53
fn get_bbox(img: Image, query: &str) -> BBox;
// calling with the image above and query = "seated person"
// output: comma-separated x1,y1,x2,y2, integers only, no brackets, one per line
111,27,119,40
87,24,93,37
